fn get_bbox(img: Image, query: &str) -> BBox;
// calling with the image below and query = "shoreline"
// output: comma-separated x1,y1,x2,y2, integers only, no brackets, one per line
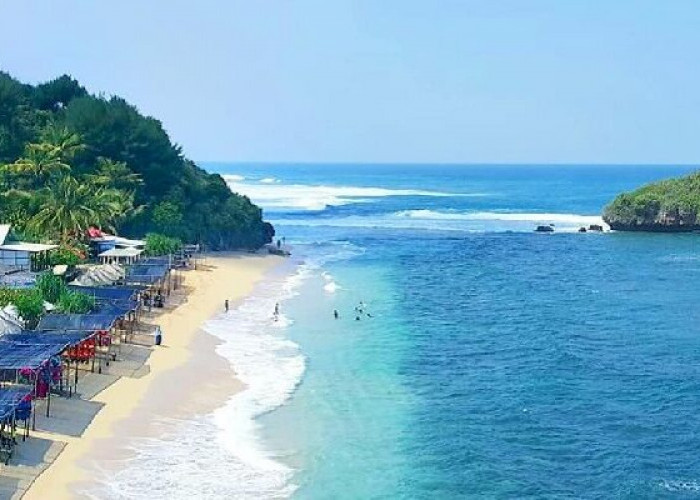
23,253,284,499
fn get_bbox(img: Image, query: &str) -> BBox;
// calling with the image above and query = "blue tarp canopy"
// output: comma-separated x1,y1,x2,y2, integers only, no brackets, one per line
140,257,171,266
5,330,94,346
125,264,168,284
92,301,136,317
36,314,117,332
67,285,139,302
0,341,65,369
0,387,31,421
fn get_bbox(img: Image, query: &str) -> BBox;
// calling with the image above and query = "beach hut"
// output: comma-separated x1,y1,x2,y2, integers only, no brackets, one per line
0,386,33,462
98,247,143,265
36,314,119,374
0,224,58,272
0,243,58,272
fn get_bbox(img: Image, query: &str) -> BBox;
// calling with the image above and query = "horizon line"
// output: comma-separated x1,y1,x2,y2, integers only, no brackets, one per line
198,160,700,167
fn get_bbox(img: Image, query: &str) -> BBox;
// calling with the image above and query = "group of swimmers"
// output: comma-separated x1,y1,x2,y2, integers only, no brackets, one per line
225,299,372,323
333,301,373,321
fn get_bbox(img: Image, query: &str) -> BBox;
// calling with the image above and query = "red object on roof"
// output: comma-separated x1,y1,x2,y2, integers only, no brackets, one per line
87,226,104,238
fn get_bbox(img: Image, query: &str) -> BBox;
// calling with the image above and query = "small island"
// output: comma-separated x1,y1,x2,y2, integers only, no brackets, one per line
603,171,700,231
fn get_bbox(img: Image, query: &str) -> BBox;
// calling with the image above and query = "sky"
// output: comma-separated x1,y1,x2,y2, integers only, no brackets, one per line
1,1,699,164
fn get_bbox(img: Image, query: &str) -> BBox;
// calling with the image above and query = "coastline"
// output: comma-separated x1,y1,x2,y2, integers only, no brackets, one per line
23,253,283,499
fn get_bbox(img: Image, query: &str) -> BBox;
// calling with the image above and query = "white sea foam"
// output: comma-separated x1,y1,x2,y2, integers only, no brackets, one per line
223,174,473,211
395,209,608,226
271,210,608,233
85,243,362,500
321,271,340,293
659,479,700,492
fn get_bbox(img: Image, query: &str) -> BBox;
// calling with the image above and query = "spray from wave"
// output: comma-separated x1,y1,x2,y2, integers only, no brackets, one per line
223,174,482,212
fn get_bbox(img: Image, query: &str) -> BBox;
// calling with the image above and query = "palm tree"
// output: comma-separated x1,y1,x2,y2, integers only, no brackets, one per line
29,176,126,243
40,125,85,161
10,143,70,185
85,157,143,193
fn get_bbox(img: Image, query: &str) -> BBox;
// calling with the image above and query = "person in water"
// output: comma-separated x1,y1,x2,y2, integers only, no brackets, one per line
334,309,339,319
225,299,229,312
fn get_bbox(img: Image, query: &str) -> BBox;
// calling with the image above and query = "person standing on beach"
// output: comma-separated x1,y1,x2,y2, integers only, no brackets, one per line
225,299,229,312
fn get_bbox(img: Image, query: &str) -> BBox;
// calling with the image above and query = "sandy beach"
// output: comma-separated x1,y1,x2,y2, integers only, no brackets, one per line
23,253,282,499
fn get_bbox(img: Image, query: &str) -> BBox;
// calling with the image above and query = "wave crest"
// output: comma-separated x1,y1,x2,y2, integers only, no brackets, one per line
223,174,476,211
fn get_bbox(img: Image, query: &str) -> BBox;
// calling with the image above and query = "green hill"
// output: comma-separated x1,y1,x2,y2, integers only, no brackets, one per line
603,171,700,231
0,72,273,249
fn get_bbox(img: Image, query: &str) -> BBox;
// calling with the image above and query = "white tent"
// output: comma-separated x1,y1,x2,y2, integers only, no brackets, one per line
0,305,24,334
70,263,125,286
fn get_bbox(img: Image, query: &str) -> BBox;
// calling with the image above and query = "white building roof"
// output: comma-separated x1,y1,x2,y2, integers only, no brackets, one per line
99,247,143,258
0,242,58,252
114,237,145,248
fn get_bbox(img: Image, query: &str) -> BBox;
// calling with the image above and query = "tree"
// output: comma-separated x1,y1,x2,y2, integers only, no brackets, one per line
32,75,87,112
85,157,143,193
152,200,184,234
145,233,182,256
40,124,85,161
29,176,128,242
9,142,70,185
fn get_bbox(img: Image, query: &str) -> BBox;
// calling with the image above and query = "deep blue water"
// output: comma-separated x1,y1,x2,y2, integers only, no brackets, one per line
210,163,700,498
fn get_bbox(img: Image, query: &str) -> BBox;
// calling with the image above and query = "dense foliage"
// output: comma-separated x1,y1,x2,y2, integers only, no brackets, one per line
35,273,94,313
0,72,271,249
145,233,182,256
56,290,95,314
47,246,83,266
0,288,44,323
603,171,700,230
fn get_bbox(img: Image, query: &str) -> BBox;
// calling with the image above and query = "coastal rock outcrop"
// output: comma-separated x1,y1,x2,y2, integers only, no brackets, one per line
603,171,700,232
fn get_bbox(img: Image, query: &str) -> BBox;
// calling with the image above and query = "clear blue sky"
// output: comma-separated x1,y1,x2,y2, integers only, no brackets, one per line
1,1,699,164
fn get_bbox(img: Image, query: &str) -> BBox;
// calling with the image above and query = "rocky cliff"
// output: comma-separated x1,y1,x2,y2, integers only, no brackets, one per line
603,171,700,232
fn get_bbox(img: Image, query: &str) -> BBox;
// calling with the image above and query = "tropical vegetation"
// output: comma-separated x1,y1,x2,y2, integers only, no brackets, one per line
0,72,272,249
603,171,700,230
0,273,94,324
145,233,182,256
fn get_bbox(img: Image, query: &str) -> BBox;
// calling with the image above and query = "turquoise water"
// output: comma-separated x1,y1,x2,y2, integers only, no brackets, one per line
213,164,700,498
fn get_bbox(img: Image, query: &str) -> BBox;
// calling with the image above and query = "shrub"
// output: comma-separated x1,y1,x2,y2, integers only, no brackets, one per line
145,232,182,256
35,273,67,303
48,246,83,266
0,287,44,323
56,290,95,313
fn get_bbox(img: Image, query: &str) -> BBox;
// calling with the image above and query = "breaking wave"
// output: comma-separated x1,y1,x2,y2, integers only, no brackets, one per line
272,210,608,233
223,174,479,212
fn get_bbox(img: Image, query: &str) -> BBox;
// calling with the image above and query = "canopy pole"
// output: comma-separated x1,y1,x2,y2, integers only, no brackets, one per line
46,384,51,418
31,374,37,431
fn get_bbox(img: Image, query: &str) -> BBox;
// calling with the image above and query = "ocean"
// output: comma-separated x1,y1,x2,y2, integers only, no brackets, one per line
98,164,700,499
